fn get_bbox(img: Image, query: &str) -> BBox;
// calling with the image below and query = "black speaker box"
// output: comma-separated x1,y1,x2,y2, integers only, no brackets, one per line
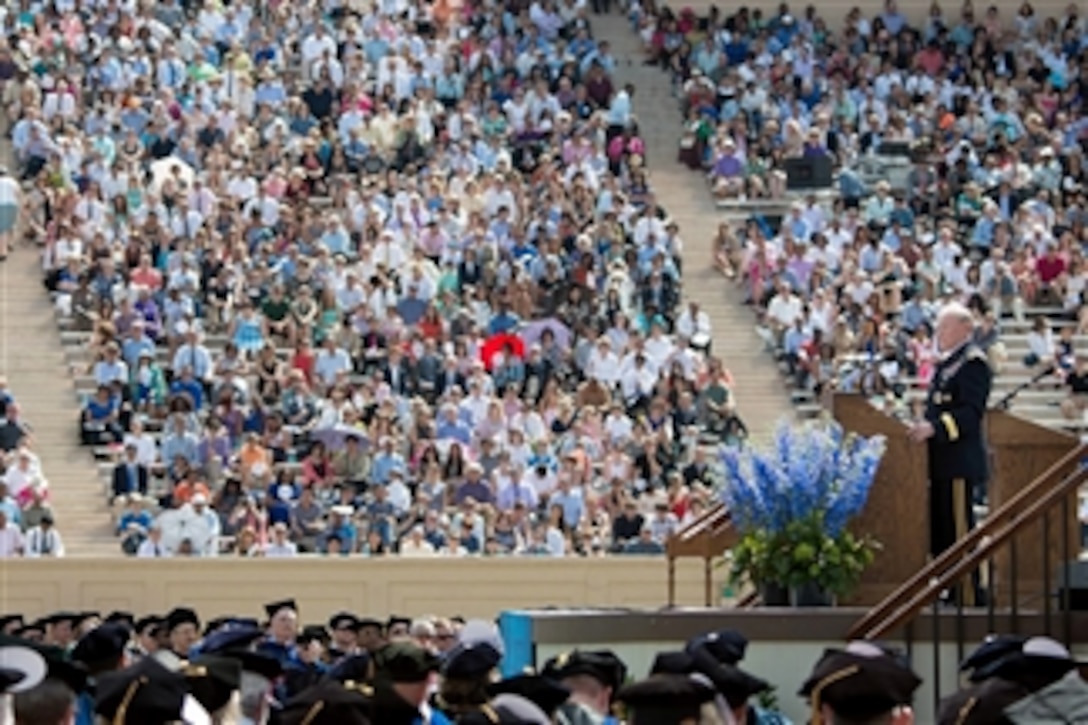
1055,560,1088,611
784,156,833,191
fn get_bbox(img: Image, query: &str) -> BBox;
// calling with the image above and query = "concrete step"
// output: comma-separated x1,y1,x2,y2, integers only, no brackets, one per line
0,158,116,556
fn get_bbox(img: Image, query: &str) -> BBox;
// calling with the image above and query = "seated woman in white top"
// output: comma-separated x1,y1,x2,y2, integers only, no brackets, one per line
1026,316,1056,369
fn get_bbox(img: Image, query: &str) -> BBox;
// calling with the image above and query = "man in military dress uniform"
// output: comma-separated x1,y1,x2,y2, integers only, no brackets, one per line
908,303,992,597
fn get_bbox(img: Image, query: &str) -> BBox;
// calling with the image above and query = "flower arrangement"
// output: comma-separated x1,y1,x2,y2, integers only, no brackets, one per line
721,418,887,601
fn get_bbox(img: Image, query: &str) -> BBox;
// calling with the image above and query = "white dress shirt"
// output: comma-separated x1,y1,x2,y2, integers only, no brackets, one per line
263,541,299,558
171,344,213,380
586,350,621,386
3,465,40,499
123,432,160,467
24,526,64,557
0,524,24,557
621,364,657,404
399,539,437,557
676,309,712,340
136,538,173,558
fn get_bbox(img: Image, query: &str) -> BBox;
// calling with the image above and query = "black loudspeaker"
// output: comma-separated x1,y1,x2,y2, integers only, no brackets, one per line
1055,560,1088,611
877,141,912,157
784,156,833,191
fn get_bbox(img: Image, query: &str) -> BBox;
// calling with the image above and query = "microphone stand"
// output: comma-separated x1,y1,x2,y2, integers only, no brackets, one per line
992,364,1057,412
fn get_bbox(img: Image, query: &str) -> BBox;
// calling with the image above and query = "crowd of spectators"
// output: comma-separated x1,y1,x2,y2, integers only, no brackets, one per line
634,0,1087,404
2,0,741,556
0,378,64,558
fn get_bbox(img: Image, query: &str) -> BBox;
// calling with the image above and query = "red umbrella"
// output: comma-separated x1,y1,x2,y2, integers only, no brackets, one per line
480,333,526,372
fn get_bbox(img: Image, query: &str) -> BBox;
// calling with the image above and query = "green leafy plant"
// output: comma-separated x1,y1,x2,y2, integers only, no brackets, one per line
729,511,880,598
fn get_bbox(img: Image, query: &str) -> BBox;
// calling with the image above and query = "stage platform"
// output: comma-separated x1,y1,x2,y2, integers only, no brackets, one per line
498,607,1088,722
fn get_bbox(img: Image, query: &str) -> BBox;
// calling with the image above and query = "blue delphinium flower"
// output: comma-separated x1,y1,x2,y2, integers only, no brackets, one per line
825,432,886,535
721,418,886,535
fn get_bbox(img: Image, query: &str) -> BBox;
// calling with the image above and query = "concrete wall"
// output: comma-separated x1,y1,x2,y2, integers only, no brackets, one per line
0,557,722,621
534,638,962,723
658,0,1073,32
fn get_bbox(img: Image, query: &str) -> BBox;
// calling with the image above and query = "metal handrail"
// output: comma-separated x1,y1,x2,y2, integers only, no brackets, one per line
670,503,730,542
848,442,1088,640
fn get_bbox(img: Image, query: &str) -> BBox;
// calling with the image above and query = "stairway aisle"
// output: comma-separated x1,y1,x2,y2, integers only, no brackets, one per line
594,14,795,440
0,147,116,556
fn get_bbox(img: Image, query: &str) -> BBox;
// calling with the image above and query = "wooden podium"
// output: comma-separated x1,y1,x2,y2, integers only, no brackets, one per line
986,410,1081,607
834,395,1081,607
833,396,930,606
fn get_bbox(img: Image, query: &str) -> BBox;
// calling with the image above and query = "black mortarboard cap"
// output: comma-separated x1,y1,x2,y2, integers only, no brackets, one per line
201,627,264,655
183,655,242,714
326,653,375,684
686,645,770,708
961,635,1026,681
264,599,298,619
0,615,23,631
41,611,79,627
74,611,101,628
372,642,440,683
970,636,1077,692
617,674,716,725
104,612,136,630
330,612,362,631
704,662,770,709
299,625,330,644
541,650,627,693
278,680,373,725
487,674,571,716
386,615,411,631
133,616,164,636
686,629,749,666
70,623,130,669
164,607,200,633
13,622,45,639
650,651,696,676
94,656,188,724
442,640,503,679
800,642,922,725
937,677,1026,725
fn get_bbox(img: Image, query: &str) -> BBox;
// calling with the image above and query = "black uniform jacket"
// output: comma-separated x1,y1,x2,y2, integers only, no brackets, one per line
924,343,992,482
